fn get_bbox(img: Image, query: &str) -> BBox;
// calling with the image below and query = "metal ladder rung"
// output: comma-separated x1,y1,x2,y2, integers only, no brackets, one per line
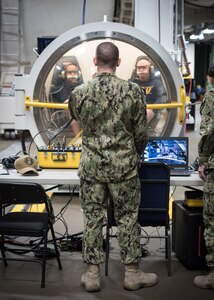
0,0,21,93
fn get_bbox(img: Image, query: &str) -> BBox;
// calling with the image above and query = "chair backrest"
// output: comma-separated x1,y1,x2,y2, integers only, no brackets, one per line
0,182,47,206
138,162,170,227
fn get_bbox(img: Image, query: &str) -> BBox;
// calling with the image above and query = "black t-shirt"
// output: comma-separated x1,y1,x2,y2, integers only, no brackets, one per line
130,74,166,104
49,79,83,103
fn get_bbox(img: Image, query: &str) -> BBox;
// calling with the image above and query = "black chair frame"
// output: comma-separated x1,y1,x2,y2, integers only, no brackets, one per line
105,162,171,276
0,181,62,288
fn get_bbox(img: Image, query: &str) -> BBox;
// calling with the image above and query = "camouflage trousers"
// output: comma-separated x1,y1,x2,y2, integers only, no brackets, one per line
80,176,142,265
203,170,214,268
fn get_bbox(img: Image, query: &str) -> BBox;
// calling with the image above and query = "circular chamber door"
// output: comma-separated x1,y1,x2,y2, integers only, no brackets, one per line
25,22,185,148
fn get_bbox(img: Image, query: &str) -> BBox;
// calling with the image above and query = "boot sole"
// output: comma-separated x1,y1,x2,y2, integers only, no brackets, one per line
194,283,214,290
80,281,100,292
124,280,158,291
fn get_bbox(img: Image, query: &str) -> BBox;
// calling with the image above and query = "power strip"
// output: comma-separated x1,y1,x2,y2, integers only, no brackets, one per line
59,237,82,252
34,246,57,258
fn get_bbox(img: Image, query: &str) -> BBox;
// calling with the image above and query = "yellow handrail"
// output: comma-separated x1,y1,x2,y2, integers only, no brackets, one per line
25,97,68,110
179,85,186,124
25,85,186,124
25,98,182,110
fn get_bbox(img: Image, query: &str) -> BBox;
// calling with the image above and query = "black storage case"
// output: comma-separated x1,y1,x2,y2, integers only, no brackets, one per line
172,200,207,269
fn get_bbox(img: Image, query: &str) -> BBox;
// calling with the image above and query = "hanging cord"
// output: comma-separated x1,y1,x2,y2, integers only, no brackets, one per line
27,129,55,155
82,0,86,24
48,116,73,147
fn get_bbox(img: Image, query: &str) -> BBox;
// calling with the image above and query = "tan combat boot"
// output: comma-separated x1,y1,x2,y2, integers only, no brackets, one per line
193,271,214,289
124,263,158,291
80,264,100,292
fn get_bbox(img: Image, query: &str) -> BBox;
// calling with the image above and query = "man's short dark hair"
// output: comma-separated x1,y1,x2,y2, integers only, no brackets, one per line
208,64,214,78
96,42,119,68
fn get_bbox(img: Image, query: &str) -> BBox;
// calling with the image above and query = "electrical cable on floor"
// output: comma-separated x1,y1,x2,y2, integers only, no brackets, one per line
4,184,80,253
4,183,108,253
53,184,78,240
140,226,169,256
4,236,46,257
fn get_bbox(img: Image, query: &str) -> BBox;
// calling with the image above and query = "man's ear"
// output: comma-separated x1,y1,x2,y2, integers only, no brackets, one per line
93,57,97,66
117,58,121,66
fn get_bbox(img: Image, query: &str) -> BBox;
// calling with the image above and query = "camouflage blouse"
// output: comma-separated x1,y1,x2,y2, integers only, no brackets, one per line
69,73,148,182
198,88,214,169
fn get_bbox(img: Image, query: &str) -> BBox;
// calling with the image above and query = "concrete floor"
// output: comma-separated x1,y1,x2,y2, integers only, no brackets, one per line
0,129,213,300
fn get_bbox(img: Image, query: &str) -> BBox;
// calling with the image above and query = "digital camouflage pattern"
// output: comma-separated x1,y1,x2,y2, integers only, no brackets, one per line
69,73,148,182
80,176,142,264
198,88,214,169
69,72,148,265
203,170,214,268
198,88,214,268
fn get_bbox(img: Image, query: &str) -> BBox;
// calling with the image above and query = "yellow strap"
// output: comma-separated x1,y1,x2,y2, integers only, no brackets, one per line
10,192,53,213
11,204,25,212
68,130,83,146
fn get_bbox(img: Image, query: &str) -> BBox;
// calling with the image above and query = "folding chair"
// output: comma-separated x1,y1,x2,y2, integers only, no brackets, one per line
105,162,171,276
0,181,62,287
138,162,171,276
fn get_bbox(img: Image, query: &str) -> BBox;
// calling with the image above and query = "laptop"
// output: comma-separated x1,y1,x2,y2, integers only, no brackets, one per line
142,137,190,176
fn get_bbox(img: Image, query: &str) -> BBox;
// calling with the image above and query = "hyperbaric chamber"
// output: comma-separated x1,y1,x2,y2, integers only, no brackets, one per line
15,21,186,149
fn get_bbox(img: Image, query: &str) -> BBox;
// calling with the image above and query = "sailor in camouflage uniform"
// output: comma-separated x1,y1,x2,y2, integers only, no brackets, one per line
194,64,214,290
69,42,158,292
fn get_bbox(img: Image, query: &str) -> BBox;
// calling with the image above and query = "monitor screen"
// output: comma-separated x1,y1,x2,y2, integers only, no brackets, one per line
143,137,188,166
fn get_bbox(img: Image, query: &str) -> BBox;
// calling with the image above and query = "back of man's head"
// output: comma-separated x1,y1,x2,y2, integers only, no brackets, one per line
96,42,119,68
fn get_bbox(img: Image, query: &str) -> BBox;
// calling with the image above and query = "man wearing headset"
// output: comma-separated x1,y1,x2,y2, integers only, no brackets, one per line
130,56,167,133
49,56,83,136
50,56,83,103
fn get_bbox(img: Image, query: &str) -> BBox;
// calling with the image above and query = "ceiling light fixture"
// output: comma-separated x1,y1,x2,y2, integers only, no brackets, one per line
203,28,214,34
189,32,204,40
189,34,200,40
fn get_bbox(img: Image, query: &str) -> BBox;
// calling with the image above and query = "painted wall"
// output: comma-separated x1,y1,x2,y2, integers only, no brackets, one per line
19,0,114,66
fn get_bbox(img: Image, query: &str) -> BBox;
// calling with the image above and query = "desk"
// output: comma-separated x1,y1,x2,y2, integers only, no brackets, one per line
0,169,80,185
0,169,203,187
171,172,203,187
